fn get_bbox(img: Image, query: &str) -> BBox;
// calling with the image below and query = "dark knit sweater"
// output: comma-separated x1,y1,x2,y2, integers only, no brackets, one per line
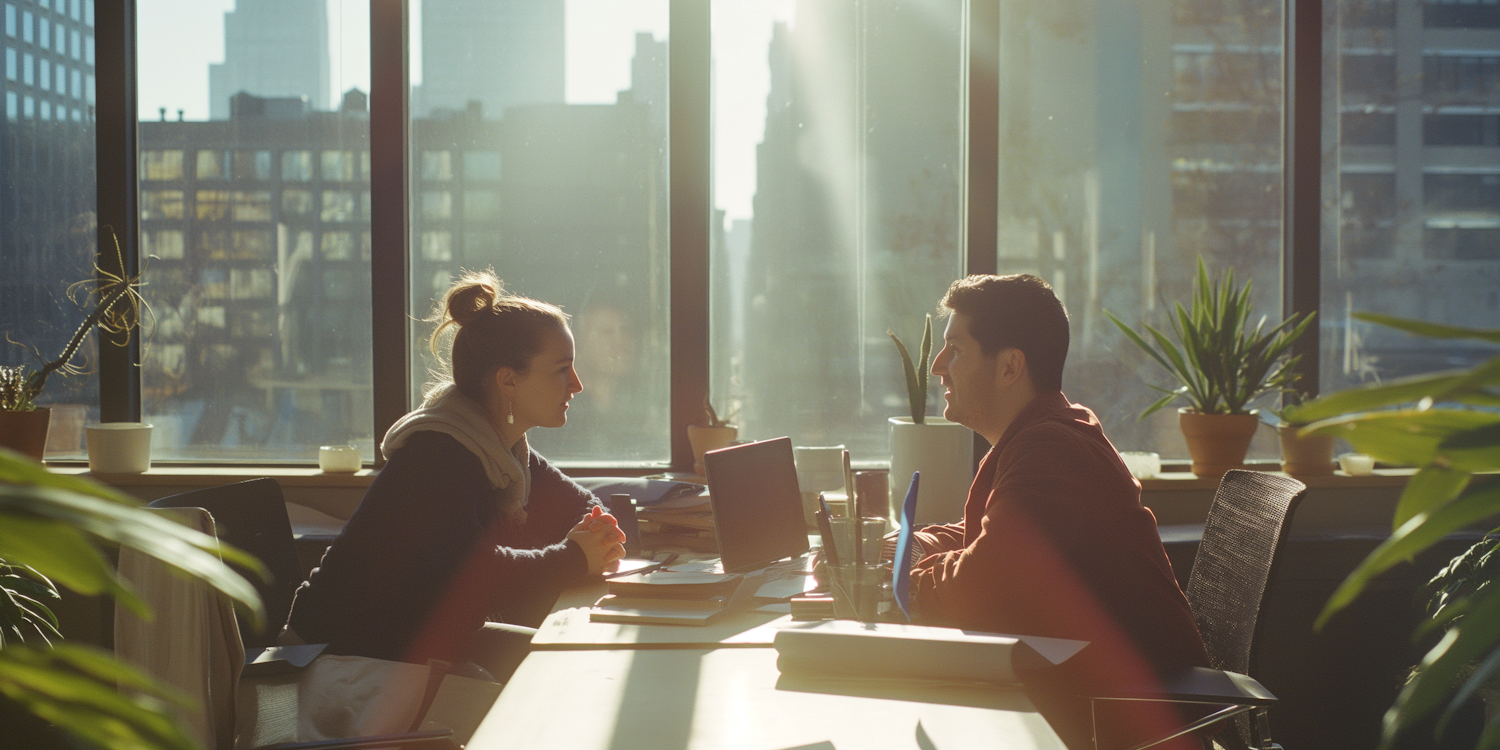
285,430,598,665
911,391,1209,683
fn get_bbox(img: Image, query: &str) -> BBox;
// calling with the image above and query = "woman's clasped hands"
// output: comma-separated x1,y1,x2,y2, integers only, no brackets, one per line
568,505,627,575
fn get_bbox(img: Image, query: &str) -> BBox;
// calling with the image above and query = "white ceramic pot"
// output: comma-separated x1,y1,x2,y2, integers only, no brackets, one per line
888,417,975,526
86,422,153,474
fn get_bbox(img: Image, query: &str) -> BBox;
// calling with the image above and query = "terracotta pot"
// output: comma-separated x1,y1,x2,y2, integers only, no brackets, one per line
1178,408,1260,479
0,408,51,461
1278,423,1336,477
687,424,737,476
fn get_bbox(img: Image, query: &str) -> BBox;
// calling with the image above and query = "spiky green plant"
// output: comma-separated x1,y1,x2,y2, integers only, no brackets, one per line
888,314,933,424
1105,257,1314,419
2,229,148,411
1289,314,1500,749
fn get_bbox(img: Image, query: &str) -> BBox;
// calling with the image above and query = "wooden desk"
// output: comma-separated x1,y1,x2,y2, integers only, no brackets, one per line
467,648,1065,750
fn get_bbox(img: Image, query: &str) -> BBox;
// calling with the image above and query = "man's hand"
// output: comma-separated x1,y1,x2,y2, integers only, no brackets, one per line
567,506,627,575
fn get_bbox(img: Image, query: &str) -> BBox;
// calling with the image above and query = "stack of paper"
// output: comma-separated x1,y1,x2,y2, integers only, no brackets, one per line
590,570,746,626
773,620,1088,684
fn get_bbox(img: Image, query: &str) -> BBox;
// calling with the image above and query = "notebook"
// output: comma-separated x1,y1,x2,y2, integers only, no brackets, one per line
703,436,811,574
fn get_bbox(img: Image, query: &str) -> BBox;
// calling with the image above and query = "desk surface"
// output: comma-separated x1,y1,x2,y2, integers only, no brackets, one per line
468,648,1064,750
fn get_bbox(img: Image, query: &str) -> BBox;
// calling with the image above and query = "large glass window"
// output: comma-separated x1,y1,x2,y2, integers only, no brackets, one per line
708,1,966,461
1322,0,1500,394
408,0,671,466
996,0,1286,461
136,0,372,461
0,0,97,460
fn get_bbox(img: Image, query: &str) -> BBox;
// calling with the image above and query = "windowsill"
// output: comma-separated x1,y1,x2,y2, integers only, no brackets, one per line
44,463,379,488
42,461,1418,491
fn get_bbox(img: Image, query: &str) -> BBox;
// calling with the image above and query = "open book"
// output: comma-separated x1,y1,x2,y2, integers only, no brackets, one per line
773,620,1088,684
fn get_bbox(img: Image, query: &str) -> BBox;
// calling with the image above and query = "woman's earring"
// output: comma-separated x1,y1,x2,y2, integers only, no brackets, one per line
507,409,514,425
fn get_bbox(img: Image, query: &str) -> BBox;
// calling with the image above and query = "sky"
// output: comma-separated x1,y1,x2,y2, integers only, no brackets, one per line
134,0,794,221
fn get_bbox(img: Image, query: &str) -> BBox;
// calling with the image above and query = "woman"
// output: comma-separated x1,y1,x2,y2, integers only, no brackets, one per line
283,271,626,680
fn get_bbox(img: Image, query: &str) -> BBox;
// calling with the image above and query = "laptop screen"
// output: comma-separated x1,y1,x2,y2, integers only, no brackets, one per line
704,436,811,574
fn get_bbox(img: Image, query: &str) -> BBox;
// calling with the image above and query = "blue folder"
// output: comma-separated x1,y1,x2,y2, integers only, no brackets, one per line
893,471,920,621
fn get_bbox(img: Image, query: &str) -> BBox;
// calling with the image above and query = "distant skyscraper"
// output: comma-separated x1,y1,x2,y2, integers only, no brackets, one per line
208,0,331,120
416,0,564,119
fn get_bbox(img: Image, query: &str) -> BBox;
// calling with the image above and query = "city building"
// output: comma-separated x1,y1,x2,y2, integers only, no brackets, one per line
207,0,330,120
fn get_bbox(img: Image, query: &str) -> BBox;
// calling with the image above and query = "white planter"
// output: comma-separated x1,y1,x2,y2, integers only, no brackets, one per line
888,417,975,526
86,422,153,474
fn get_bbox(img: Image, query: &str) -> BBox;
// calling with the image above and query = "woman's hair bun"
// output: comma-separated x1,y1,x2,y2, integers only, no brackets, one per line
445,272,504,327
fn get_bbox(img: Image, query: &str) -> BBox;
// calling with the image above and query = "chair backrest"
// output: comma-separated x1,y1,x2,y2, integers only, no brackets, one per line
150,478,301,648
115,507,244,750
1186,469,1307,677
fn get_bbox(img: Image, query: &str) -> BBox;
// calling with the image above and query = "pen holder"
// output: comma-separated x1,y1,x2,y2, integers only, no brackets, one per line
828,516,885,564
828,563,884,622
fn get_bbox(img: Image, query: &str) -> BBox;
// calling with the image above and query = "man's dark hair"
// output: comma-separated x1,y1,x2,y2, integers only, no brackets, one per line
939,274,1070,392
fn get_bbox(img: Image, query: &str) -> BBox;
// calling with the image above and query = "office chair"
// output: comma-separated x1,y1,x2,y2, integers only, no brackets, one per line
115,504,467,750
149,478,305,649
1092,469,1306,750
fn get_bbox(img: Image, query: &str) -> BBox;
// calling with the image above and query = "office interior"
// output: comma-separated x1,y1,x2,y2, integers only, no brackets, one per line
2,0,1499,747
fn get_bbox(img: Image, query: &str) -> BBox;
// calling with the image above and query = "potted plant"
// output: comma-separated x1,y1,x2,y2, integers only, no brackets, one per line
1273,394,1336,477
0,448,263,749
887,314,974,525
687,395,738,476
1295,313,1500,749
0,231,146,461
1106,258,1313,478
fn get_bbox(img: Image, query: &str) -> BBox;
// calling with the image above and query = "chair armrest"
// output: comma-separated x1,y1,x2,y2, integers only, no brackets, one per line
256,729,456,750
1094,667,1276,706
243,643,329,678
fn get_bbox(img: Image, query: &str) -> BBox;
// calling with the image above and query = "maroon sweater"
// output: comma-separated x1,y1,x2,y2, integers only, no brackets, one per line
911,391,1209,686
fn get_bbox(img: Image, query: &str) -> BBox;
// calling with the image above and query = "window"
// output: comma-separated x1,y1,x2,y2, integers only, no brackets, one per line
1323,1,1500,394
5,48,14,80
8,0,1491,469
37,16,47,49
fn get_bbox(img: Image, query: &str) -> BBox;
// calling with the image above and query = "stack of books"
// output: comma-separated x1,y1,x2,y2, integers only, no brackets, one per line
635,483,716,551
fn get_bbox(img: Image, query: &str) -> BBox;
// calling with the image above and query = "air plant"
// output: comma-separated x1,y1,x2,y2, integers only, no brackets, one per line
2,229,149,411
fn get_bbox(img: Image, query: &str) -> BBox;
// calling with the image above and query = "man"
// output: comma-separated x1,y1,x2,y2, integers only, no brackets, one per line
909,274,1208,748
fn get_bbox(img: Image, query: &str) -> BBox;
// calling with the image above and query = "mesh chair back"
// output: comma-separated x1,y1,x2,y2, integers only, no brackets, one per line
150,478,301,648
1186,470,1306,677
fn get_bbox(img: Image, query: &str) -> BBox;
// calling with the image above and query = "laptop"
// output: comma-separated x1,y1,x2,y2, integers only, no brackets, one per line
703,436,812,574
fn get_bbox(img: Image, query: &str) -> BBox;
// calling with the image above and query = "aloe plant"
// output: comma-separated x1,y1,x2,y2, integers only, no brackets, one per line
0,448,264,750
1105,257,1314,418
888,315,933,424
1290,314,1500,749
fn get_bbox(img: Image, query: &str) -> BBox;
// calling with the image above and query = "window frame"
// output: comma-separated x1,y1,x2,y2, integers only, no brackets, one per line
91,0,1324,471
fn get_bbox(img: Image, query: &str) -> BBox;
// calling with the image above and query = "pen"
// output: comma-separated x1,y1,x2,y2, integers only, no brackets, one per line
601,552,679,579
846,450,863,617
816,494,841,569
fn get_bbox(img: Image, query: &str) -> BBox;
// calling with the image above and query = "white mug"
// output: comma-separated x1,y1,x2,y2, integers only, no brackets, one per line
86,423,153,474
319,445,362,473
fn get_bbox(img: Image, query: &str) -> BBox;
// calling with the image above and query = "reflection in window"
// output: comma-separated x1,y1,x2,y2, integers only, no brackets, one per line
464,151,501,181
322,231,355,260
321,190,356,222
233,150,272,181
420,190,451,220
462,190,500,222
140,190,184,219
196,150,228,180
232,229,272,260
282,189,315,217
421,151,452,181
141,153,187,185
420,231,452,261
142,229,184,259
231,191,272,221
196,190,230,220
282,151,314,181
